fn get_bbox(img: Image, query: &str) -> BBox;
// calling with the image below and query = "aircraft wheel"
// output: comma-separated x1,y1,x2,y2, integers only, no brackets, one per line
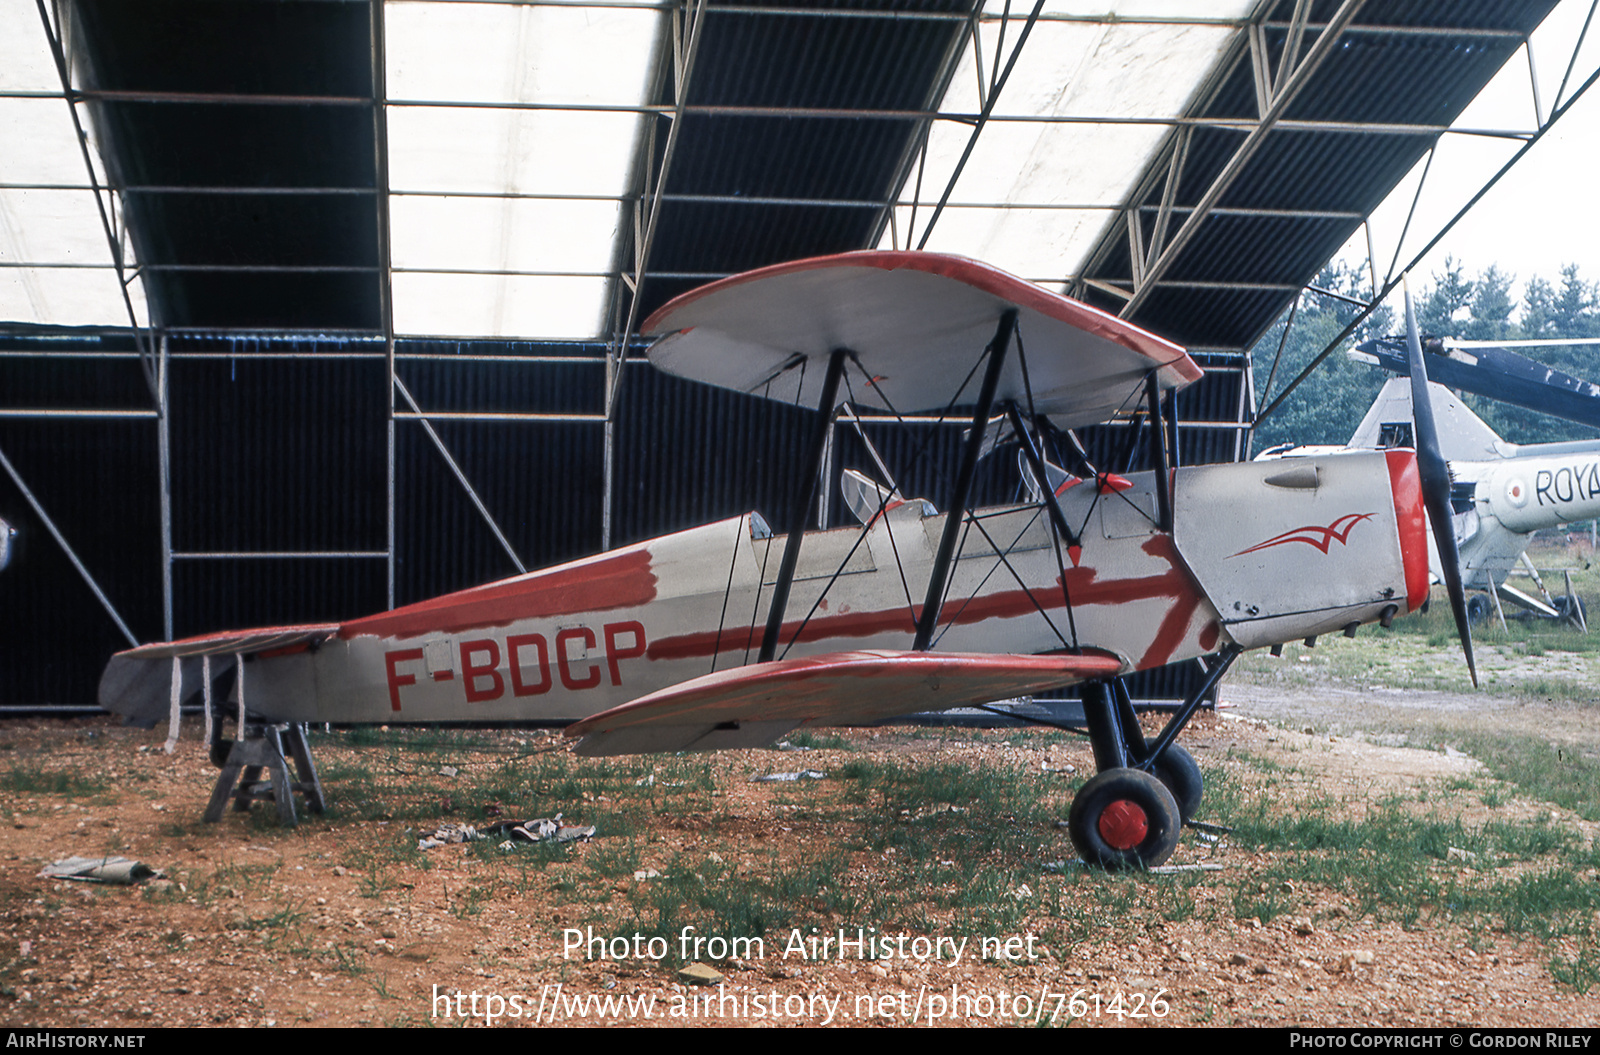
1555,595,1588,628
1149,744,1203,821
1466,593,1491,625
1068,768,1181,870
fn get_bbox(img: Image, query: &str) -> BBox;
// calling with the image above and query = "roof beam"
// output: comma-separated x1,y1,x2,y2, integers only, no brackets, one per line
915,0,1059,249
0,183,1377,218
1255,56,1600,427
31,0,155,391
1262,21,1525,40
4,89,1534,140
1118,0,1368,321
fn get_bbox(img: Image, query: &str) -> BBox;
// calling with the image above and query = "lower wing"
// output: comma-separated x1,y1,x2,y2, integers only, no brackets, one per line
565,648,1121,756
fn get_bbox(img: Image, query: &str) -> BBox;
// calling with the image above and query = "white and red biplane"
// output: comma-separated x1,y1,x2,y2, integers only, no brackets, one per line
100,251,1466,868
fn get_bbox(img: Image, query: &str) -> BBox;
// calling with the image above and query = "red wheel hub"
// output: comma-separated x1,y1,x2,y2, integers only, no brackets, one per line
1097,799,1149,850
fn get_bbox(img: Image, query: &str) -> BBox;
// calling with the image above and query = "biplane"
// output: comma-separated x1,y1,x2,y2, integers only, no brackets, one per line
98,251,1471,868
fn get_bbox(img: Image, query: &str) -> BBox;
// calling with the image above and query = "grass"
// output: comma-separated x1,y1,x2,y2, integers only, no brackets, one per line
446,882,492,919
231,901,308,933
14,694,1600,1035
1551,946,1600,995
281,717,1600,991
777,730,854,751
59,638,1599,1017
1200,746,1600,986
1450,733,1600,822
0,766,111,799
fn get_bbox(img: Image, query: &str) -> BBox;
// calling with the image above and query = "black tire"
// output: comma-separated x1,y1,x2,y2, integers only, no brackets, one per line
1068,768,1182,870
1148,744,1203,821
1466,593,1491,625
1555,595,1588,628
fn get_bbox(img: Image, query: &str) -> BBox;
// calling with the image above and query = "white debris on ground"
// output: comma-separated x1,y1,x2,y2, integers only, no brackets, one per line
418,814,596,851
750,770,825,782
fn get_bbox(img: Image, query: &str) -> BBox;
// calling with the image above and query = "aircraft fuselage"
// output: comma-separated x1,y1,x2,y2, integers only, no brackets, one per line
213,448,1425,725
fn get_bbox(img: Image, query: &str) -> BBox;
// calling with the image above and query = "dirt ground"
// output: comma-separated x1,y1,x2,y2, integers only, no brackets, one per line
3,684,1599,1028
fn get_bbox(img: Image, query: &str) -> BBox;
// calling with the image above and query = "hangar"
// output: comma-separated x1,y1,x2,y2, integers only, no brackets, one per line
1,0,1595,707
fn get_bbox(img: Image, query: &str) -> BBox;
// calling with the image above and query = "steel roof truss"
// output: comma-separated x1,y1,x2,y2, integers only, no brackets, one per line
1118,0,1367,321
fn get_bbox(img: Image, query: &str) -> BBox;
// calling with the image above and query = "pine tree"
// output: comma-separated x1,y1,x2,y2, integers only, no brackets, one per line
1248,262,1600,450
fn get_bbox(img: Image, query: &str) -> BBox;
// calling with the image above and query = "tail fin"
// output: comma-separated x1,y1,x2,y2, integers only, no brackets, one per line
1348,378,1504,462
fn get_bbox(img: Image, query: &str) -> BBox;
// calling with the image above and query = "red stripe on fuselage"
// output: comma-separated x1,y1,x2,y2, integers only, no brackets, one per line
1134,536,1206,669
339,548,658,640
646,534,1207,668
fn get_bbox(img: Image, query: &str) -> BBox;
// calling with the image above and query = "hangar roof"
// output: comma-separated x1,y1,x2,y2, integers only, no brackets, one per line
0,0,1578,355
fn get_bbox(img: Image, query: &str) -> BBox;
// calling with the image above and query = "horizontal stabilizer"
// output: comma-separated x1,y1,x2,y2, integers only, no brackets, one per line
567,649,1122,756
99,624,337,724
98,653,231,727
115,624,340,661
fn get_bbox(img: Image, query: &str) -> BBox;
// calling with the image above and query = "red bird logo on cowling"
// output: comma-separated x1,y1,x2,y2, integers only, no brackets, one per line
1230,512,1375,558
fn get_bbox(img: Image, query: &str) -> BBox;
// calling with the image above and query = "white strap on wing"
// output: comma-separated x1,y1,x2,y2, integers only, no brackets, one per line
202,655,213,747
234,652,245,734
164,656,182,755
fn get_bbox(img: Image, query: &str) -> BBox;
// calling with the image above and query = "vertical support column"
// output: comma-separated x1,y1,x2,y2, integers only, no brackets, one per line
605,0,710,556
386,363,395,609
602,349,615,551
158,333,173,641
914,311,1015,651
370,0,397,609
758,349,848,663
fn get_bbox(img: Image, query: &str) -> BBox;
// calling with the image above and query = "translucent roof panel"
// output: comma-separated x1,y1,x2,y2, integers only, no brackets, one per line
387,107,644,197
0,0,146,327
384,0,663,339
392,271,609,339
0,260,148,329
386,1,661,107
0,0,56,94
879,2,1252,286
389,192,623,334
391,195,620,274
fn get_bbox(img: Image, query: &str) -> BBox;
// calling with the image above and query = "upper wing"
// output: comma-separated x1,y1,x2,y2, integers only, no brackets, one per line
565,649,1122,756
642,250,1198,429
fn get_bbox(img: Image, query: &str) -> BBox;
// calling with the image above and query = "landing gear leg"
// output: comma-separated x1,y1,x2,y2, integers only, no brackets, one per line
1066,650,1239,867
1071,680,1180,867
